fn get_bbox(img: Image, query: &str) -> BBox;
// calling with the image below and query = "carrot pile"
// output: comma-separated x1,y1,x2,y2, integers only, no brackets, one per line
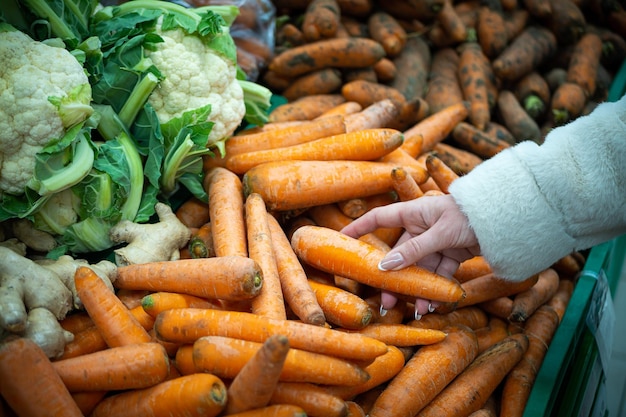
1,0,622,416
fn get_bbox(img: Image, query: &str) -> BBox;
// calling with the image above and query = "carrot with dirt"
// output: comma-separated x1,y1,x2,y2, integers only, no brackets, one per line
266,213,327,326
338,192,398,219
390,97,430,132
424,48,464,114
500,306,560,417
246,193,287,320
315,101,363,119
425,153,460,194
226,405,308,417
269,37,386,78
373,57,397,82
203,167,247,259
379,147,429,182
455,273,539,309
484,121,516,145
567,32,603,98
428,2,478,48
291,225,465,303
552,252,584,278
477,6,508,58
75,266,152,348
283,68,344,101
341,79,407,111
497,89,542,143
301,0,342,41
480,296,514,319
514,71,551,120
90,373,227,417
270,382,349,417
522,0,552,18
224,334,291,414
436,0,469,44
432,142,484,175
188,222,215,259
545,0,586,45
342,323,447,347
141,292,221,318
367,324,479,417
391,166,424,200
546,279,574,321
114,257,263,301
451,121,511,158
492,26,558,82
226,128,405,174
403,101,469,155
509,268,561,322
550,81,588,125
307,279,373,329
344,99,400,132
0,337,84,417
417,333,529,417
154,307,389,361
192,335,370,386
366,11,407,57
175,197,210,229
242,159,428,212
52,342,170,392
457,41,492,131
269,94,347,122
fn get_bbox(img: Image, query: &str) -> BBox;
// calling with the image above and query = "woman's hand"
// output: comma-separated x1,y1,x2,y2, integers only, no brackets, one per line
340,194,481,318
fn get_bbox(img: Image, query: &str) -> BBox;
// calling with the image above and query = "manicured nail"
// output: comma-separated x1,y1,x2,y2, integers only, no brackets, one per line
379,305,388,317
428,303,435,313
414,311,422,321
378,253,404,271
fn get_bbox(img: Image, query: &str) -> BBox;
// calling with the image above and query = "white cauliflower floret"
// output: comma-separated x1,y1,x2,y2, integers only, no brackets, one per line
0,30,92,196
146,24,246,146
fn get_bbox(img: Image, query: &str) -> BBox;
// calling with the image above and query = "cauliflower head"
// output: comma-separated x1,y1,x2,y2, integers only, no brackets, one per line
0,29,93,196
146,23,246,147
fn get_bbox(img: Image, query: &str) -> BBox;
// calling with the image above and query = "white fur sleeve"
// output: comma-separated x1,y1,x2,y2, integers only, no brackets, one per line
448,95,626,281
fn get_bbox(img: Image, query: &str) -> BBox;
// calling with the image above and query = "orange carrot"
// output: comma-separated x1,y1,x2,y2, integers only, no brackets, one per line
551,252,584,278
514,71,551,120
75,266,152,348
475,316,510,353
341,79,407,111
428,1,478,48
315,101,363,119
301,0,341,41
454,256,493,282
188,221,215,259
455,272,540,309
224,334,291,414
0,337,84,417
90,373,227,417
173,344,196,375
550,81,588,125
390,165,424,200
417,333,529,417
424,48,464,114
192,335,370,386
141,292,221,318
546,278,574,321
324,345,406,401
365,295,409,325
509,268,560,322
291,225,465,303
269,37,386,77
457,41,492,130
497,89,542,143
338,192,398,219
52,342,170,392
283,68,343,101
204,167,247,257
269,94,347,122
270,382,348,417
346,401,366,417
58,325,108,360
432,142,483,175
71,391,107,416
307,279,373,329
379,148,430,185
344,99,400,132
342,323,447,347
226,128,405,174
567,32,603,98
367,324,479,417
154,308,388,361
477,6,508,58
246,193,287,320
545,0,586,45
59,311,94,334
242,160,428,212
225,405,308,417
367,11,407,57
480,296,514,319
451,121,511,158
436,0,468,44
403,101,469,155
468,395,498,417
408,306,489,330
114,257,263,301
425,153,460,194
175,197,210,229
372,57,397,83
266,213,327,326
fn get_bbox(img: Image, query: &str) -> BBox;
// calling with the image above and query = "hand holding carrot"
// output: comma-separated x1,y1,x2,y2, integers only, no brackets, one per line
340,194,480,316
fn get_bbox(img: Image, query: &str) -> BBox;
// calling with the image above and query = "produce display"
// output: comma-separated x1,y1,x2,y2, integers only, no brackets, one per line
0,0,624,416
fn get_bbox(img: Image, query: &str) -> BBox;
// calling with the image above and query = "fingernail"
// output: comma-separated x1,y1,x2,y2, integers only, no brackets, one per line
428,303,435,313
379,305,388,317
414,311,422,321
378,253,404,271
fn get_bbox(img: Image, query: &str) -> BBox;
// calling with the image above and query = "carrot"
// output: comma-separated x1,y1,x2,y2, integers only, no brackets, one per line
266,213,327,326
546,278,574,321
315,101,363,119
468,395,498,417
390,166,424,200
59,311,94,334
477,6,508,58
522,0,552,17
340,15,369,37
551,81,588,125
335,0,373,17
454,256,493,282
403,101,469,155
175,197,210,229
226,128,405,174
192,335,370,386
500,306,560,417
115,288,150,310
129,304,156,330
114,257,263,301
389,97,430,132
301,0,341,41
451,121,511,158
270,382,349,417
455,272,540,309
365,295,409,324
408,306,489,330
141,292,221,318
0,337,84,417
492,26,558,81
436,0,469,44
514,71,551,120
204,167,247,258
324,345,406,401
509,268,560,322
173,344,196,375
496,89,542,143
283,68,343,101
75,266,151,347
344,99,399,132
424,48,464,114
428,2,478,48
367,324,479,417
225,405,308,417
457,41,492,131
372,57,397,83
379,148,429,185
242,160,428,212
188,221,215,259
567,32,603,98
425,153,460,194
418,333,529,417
343,323,447,346
480,296,514,319
71,391,108,416
276,23,306,48
367,11,407,57
339,192,398,219
58,325,107,359
475,316,510,353
153,308,389,361
346,401,366,417
551,252,584,278
432,142,483,175
224,334,291,414
52,342,170,392
341,79,407,111
291,225,465,303
343,67,378,84
484,121,516,145
546,0,586,45
269,37,386,78
90,373,227,417
307,279,373,329
269,94,347,122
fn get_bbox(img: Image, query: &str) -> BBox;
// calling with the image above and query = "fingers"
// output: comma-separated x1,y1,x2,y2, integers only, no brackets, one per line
340,201,411,238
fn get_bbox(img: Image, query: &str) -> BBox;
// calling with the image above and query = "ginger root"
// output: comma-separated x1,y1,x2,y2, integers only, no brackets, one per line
109,202,191,266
